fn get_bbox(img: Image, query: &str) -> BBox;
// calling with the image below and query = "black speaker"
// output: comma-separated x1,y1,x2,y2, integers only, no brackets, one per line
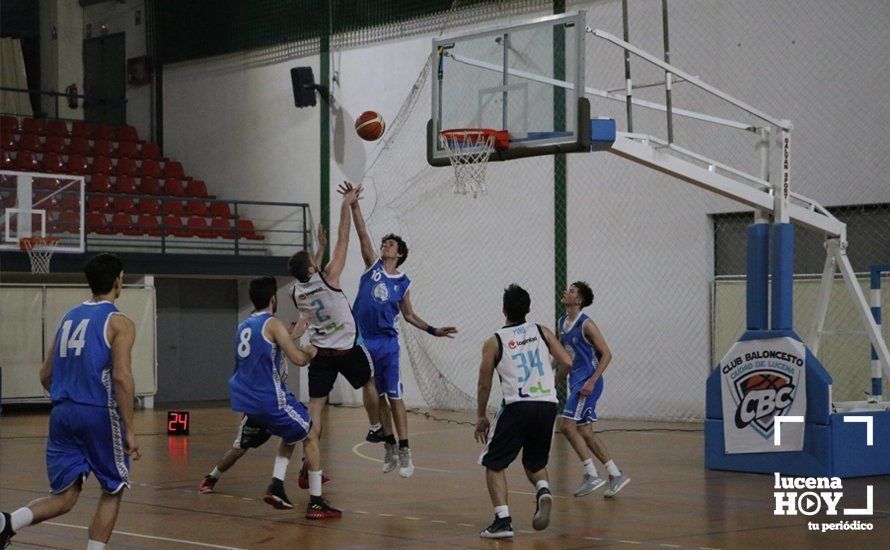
291,67,317,108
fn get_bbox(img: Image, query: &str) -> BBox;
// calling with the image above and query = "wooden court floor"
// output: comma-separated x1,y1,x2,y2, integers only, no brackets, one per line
1,404,887,549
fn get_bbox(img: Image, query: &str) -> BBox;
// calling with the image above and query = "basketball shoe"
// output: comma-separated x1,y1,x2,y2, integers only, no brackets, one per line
532,487,552,530
604,471,630,498
479,515,513,539
306,497,342,519
198,474,218,493
573,473,606,497
398,447,415,478
0,512,14,549
263,478,293,509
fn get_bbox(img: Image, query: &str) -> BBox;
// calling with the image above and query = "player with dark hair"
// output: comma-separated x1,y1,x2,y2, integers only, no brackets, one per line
1,253,139,549
228,276,340,518
558,281,629,498
346,181,457,477
474,284,573,538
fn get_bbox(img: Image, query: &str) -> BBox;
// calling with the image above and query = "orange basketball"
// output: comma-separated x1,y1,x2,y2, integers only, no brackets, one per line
355,111,385,141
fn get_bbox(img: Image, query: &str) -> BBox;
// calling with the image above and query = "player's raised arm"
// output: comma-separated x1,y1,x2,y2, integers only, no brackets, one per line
475,336,499,443
344,184,378,269
399,290,458,338
266,315,317,366
324,183,361,286
580,319,612,395
540,325,573,370
110,313,140,460
314,222,328,268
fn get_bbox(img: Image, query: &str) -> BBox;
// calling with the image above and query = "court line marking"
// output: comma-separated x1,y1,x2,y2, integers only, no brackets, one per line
351,440,454,473
619,541,642,545
44,521,246,550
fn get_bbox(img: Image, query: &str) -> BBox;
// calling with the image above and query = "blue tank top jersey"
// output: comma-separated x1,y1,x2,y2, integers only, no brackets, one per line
558,313,600,389
51,301,122,407
353,259,411,339
229,313,287,415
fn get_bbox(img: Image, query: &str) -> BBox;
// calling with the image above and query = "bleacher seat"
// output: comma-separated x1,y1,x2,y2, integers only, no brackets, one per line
19,133,41,152
87,196,111,212
140,177,162,195
69,137,91,156
185,199,209,217
115,176,137,194
113,197,138,214
1,151,13,170
15,151,39,171
46,120,69,138
137,214,162,236
34,177,59,190
59,193,80,211
45,135,66,154
1,132,16,150
94,140,115,158
211,218,233,238
56,211,80,233
87,212,112,234
22,118,44,135
89,174,113,193
92,156,113,175
118,141,138,159
162,199,185,216
186,180,210,198
187,216,213,238
209,202,232,218
138,198,161,215
117,158,137,177
65,154,90,175
141,159,162,179
163,161,185,180
112,213,138,235
165,178,185,197
141,143,161,160
1,116,19,134
237,219,263,240
72,121,93,140
119,125,139,142
162,215,187,237
96,124,116,141
42,152,65,173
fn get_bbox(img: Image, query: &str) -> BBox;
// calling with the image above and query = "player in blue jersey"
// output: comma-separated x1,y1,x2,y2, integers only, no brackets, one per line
345,182,458,477
1,253,139,550
228,276,341,519
558,282,629,498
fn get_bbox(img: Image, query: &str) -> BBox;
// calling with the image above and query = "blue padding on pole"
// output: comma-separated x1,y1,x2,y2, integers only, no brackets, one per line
873,379,883,396
770,224,794,330
590,118,616,151
746,223,770,330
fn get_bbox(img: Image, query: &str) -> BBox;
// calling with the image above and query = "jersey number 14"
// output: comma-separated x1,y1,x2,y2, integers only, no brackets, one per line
59,319,89,357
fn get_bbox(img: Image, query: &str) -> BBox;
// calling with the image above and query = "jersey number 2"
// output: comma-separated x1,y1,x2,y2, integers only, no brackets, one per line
59,319,89,357
512,349,544,383
310,299,330,323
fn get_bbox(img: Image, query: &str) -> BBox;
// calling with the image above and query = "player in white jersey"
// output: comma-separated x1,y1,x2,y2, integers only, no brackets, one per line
287,185,380,474
558,282,629,498
474,285,573,539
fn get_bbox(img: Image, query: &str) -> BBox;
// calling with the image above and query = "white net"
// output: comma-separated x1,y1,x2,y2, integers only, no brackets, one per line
21,238,59,274
439,130,497,197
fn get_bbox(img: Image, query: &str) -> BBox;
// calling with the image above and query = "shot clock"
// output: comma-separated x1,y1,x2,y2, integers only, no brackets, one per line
166,411,190,435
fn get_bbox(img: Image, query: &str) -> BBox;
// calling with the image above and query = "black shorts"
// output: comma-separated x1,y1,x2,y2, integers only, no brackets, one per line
307,345,373,398
233,414,272,449
479,401,558,473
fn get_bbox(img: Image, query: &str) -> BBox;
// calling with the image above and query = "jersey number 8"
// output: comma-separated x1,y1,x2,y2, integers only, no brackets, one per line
237,327,252,358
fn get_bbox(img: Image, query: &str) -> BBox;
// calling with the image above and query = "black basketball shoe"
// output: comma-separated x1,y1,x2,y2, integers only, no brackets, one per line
479,515,513,539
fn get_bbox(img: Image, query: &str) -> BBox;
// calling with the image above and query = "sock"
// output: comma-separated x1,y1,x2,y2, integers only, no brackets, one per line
11,507,34,531
582,458,598,477
87,541,107,550
273,456,289,481
605,459,621,477
209,467,222,479
369,422,382,432
398,439,409,449
308,470,323,497
384,434,396,445
535,480,550,491
494,505,510,519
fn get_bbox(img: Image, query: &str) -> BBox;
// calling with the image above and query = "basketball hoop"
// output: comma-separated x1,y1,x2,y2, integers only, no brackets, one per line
19,237,59,274
439,129,509,198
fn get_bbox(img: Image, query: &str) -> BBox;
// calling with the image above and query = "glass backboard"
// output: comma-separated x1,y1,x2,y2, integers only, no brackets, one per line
1,170,85,253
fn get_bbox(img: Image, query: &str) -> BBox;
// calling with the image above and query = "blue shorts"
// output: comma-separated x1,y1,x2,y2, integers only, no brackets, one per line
364,337,402,399
561,377,604,425
47,401,130,494
245,394,312,445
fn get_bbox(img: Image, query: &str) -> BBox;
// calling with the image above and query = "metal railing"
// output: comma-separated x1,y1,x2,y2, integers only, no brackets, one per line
0,86,127,121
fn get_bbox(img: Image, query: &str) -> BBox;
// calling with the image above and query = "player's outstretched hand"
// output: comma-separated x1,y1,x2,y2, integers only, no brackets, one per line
434,326,458,338
338,181,363,204
474,416,490,443
337,181,354,195
289,315,311,340
125,432,141,461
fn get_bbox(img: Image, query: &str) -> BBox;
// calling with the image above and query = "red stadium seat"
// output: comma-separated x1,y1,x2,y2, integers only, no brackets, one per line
115,175,138,194
187,216,213,238
65,154,90,174
95,124,115,141
15,151,39,171
46,120,69,138
162,161,185,180
72,121,93,140
112,213,139,235
87,196,112,212
138,198,161,215
140,142,161,160
116,157,137,177
0,131,16,150
93,139,115,158
162,199,185,216
119,125,139,143
164,178,185,197
113,197,138,214
162,215,187,237
185,180,210,198
92,156,114,175
89,174,113,193
141,159,162,179
1,116,19,134
140,176,162,195
19,133,41,152
69,137,91,156
44,135,67,154
209,202,232,218
87,212,112,234
137,214,162,236
185,199,209,217
117,141,138,159
33,178,59,191
0,151,13,170
42,152,65,173
59,193,80,212
211,218,234,238
56,211,80,234
236,219,264,240
22,118,44,135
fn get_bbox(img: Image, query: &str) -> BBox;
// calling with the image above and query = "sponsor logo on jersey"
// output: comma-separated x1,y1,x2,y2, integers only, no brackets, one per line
373,282,389,303
507,335,538,350
297,287,324,301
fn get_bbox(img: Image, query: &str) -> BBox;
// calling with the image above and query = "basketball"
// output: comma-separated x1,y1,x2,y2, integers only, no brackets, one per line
355,111,385,141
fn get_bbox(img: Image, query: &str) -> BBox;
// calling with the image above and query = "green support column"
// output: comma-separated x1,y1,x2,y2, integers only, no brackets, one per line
319,1,331,264
553,0,567,405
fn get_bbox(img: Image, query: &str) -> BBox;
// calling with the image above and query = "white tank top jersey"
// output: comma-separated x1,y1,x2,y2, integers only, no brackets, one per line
291,273,358,350
493,322,558,405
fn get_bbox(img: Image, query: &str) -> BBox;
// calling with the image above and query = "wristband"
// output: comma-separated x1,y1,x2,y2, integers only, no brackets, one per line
425,325,438,335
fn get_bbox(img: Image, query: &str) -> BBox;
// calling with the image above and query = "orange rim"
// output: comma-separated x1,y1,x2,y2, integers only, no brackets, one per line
19,237,59,251
440,128,509,150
